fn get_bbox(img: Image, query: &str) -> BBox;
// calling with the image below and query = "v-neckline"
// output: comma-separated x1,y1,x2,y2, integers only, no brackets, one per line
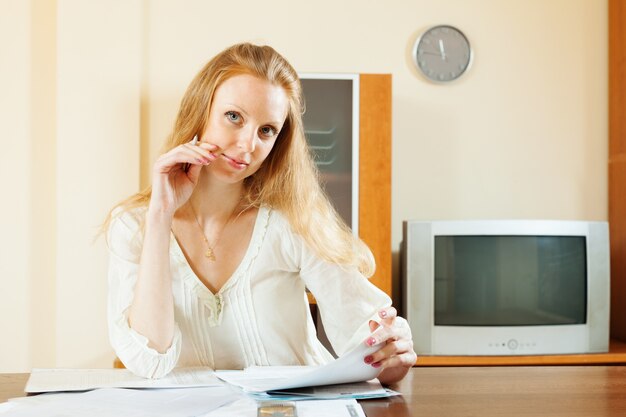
171,206,269,297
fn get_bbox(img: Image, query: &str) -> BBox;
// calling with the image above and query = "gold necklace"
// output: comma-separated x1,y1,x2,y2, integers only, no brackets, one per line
189,202,241,262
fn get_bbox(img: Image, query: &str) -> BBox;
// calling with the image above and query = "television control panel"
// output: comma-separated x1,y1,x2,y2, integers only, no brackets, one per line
487,339,537,352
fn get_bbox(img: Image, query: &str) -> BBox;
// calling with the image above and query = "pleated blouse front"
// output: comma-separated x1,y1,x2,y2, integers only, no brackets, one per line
107,206,392,379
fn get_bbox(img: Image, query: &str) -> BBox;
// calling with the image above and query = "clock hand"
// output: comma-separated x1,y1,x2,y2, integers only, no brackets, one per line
438,39,446,60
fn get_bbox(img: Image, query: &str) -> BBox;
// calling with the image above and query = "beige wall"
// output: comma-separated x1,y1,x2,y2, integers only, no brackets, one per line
0,0,607,371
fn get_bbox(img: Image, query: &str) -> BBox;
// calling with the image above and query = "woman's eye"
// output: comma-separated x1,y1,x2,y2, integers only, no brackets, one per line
225,111,241,123
260,126,277,137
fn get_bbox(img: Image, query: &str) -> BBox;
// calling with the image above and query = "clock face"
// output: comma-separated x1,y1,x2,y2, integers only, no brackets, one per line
413,25,472,83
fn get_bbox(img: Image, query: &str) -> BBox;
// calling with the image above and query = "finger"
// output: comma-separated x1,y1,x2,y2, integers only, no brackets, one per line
198,141,219,151
365,318,413,348
191,135,220,155
369,320,380,333
365,338,414,366
157,151,210,170
170,143,218,165
368,340,416,370
364,324,396,347
155,149,212,174
373,350,418,370
185,161,204,183
185,141,220,167
382,317,411,340
183,142,218,162
181,135,200,172
378,306,397,327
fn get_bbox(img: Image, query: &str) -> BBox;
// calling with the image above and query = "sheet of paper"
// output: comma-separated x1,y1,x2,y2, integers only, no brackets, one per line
4,386,240,417
25,367,221,393
215,337,382,392
202,397,366,417
260,381,399,401
0,403,17,414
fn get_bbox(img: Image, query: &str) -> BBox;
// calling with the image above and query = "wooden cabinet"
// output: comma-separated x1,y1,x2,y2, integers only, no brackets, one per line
301,74,392,296
609,0,626,345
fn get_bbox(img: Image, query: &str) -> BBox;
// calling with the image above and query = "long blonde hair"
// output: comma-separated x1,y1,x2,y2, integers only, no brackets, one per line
104,43,374,276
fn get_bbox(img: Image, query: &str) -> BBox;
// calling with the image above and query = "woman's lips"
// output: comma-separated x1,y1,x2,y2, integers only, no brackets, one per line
221,153,249,170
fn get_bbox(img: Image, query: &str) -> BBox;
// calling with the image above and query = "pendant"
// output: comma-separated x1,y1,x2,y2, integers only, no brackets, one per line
205,247,216,261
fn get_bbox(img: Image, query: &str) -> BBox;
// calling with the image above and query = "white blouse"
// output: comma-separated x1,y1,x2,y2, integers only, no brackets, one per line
107,206,396,379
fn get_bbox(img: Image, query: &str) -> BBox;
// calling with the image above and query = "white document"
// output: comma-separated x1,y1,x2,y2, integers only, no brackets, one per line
25,367,221,393
202,397,366,417
216,336,383,392
4,386,240,417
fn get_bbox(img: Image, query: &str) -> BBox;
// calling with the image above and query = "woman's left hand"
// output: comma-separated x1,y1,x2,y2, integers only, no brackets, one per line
363,307,417,385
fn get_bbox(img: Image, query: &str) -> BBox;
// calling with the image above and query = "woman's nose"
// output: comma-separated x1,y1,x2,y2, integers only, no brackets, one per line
236,128,256,153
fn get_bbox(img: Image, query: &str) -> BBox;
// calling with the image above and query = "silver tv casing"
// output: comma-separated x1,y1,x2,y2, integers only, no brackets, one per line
402,220,610,356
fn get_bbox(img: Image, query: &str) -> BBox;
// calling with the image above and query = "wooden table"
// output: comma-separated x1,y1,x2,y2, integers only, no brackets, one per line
2,367,626,416
363,366,626,417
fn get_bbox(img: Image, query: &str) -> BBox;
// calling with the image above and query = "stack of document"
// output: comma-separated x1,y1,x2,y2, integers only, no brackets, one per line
1,386,240,417
216,367,397,401
1,337,398,416
214,329,399,401
1,391,367,417
24,367,222,393
2,368,239,417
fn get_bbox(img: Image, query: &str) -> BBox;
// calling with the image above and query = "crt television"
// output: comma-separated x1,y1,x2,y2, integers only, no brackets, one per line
402,220,610,356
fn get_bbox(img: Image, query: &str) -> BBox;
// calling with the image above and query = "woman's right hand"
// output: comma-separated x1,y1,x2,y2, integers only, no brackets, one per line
149,137,219,216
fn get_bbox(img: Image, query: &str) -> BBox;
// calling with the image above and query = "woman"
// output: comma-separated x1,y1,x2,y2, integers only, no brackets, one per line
105,43,416,382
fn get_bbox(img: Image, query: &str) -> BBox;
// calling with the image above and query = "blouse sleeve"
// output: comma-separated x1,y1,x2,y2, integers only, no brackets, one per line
106,208,182,379
284,221,407,357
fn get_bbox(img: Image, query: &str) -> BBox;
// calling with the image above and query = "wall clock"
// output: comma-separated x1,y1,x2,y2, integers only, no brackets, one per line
412,25,472,83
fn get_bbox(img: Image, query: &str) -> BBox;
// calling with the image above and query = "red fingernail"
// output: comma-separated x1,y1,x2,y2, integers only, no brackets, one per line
367,337,376,346
364,355,373,364
372,362,381,368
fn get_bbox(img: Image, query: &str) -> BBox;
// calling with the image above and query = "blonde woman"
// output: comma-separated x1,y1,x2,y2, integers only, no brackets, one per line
105,43,416,382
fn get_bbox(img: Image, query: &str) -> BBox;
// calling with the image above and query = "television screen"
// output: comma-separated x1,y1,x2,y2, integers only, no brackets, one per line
434,235,587,326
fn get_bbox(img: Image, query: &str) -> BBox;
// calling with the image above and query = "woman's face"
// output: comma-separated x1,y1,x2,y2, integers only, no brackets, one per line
201,73,289,184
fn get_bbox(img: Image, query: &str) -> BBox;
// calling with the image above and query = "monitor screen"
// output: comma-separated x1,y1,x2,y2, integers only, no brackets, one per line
434,235,587,326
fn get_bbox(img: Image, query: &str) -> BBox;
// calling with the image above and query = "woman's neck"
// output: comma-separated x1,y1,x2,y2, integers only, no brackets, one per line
186,171,244,222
